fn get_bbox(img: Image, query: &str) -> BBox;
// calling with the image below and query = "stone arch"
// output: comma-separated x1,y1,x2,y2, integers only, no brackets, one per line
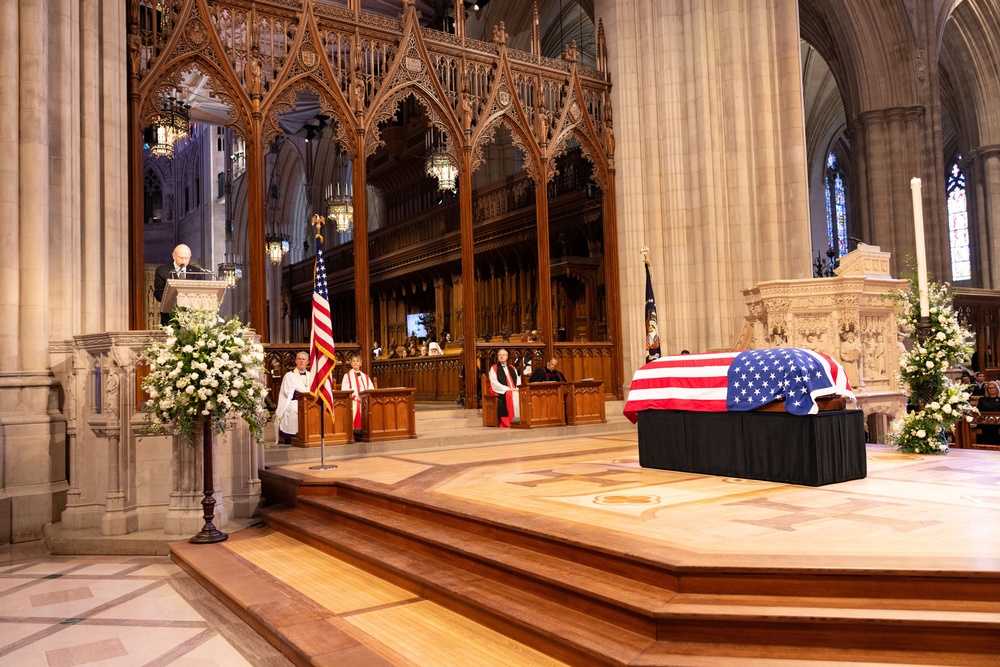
799,0,918,117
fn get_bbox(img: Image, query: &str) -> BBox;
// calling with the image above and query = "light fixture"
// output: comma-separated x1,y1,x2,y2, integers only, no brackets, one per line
217,253,244,289
265,230,290,264
326,184,354,234
425,150,457,191
147,96,191,159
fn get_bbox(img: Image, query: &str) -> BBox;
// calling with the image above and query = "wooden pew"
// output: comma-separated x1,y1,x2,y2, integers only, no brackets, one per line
481,374,498,427
954,412,1000,450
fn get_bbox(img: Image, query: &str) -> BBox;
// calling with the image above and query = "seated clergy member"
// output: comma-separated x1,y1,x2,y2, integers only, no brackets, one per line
275,351,310,444
341,351,374,430
531,356,567,383
488,348,521,427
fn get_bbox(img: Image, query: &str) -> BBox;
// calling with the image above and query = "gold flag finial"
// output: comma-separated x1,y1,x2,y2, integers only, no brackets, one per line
640,245,650,265
310,213,325,242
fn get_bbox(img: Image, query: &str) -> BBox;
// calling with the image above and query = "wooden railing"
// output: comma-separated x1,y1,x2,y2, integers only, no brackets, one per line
372,354,462,402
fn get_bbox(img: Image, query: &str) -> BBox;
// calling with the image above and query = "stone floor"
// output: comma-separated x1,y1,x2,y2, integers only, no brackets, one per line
0,541,292,666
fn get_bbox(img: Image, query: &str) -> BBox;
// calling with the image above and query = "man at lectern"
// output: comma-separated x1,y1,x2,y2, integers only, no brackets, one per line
275,351,310,444
531,357,567,383
153,243,202,326
342,351,374,431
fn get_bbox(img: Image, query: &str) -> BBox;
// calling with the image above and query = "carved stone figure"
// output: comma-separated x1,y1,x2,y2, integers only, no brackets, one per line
839,330,862,391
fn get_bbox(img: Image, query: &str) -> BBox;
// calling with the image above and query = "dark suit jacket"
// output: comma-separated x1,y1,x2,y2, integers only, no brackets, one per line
154,262,205,325
531,367,566,383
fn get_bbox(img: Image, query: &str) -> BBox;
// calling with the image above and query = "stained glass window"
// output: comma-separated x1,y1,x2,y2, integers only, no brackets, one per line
947,159,970,281
825,152,848,257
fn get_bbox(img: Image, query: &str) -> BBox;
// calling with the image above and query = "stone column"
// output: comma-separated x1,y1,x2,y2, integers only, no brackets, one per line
48,0,81,342
967,147,1000,289
598,0,811,367
0,4,19,372
20,0,50,367
81,0,103,333
849,107,937,279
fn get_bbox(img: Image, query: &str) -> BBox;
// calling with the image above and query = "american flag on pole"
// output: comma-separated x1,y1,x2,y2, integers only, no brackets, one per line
644,260,661,363
308,235,336,416
624,348,853,423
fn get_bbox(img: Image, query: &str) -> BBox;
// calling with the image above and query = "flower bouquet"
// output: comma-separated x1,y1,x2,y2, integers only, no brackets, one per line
141,308,269,444
889,274,975,454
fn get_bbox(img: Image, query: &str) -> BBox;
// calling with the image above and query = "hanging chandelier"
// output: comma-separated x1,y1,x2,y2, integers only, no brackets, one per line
265,230,290,264
326,183,354,233
425,150,457,191
217,254,244,289
147,97,191,159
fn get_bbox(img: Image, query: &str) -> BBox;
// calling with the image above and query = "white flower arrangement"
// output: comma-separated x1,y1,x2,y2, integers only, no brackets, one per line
888,274,975,454
142,308,270,445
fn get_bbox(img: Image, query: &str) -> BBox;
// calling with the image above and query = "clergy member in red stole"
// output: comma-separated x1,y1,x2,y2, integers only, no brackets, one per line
341,351,374,430
488,348,521,427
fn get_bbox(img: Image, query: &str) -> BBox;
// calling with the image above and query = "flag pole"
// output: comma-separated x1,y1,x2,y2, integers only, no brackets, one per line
642,244,661,362
308,213,337,472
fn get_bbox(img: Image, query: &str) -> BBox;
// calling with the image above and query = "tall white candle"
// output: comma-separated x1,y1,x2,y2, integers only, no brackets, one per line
911,177,930,318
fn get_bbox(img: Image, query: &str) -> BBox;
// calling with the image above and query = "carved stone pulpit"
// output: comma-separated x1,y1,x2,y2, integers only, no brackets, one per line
737,244,908,442
161,278,228,317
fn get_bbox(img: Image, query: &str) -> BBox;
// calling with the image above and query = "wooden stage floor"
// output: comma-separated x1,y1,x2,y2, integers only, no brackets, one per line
171,432,1000,666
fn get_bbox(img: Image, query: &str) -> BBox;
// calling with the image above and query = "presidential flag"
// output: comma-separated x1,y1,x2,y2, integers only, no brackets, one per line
644,261,661,362
623,348,853,423
308,236,336,416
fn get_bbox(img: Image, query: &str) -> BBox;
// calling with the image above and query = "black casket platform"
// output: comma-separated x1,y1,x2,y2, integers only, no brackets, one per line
637,408,867,486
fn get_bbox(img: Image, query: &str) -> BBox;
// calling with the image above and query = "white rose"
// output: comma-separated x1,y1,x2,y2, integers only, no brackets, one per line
929,402,940,411
943,404,952,414
182,345,194,353
185,385,195,394
916,429,926,438
925,361,935,369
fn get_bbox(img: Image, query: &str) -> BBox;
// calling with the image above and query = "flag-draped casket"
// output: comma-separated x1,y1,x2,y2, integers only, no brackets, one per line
624,349,865,486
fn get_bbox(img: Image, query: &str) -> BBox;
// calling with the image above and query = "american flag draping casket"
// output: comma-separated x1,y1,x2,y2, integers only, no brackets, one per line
623,348,856,423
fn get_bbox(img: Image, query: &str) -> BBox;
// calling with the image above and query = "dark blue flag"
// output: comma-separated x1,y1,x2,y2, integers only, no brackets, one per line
644,261,660,363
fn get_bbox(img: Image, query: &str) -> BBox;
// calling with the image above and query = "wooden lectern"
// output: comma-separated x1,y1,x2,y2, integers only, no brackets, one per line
161,277,229,317
359,388,416,442
293,391,355,447
564,380,606,425
515,382,567,429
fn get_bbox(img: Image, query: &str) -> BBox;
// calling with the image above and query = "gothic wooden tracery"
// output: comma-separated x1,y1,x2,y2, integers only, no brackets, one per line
128,0,621,405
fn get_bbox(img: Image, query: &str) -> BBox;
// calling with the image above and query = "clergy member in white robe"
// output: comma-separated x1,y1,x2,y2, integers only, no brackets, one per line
275,351,310,443
488,348,521,427
341,352,374,430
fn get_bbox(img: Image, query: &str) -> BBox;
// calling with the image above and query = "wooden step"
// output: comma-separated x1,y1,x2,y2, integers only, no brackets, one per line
260,489,1000,660
289,494,679,631
261,506,656,666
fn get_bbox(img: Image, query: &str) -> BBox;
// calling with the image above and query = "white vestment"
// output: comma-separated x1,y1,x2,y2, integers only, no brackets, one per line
488,362,521,421
341,369,375,427
275,370,310,439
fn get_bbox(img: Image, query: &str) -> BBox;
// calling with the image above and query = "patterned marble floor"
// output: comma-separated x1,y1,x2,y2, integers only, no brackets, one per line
277,432,1000,574
0,543,291,667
